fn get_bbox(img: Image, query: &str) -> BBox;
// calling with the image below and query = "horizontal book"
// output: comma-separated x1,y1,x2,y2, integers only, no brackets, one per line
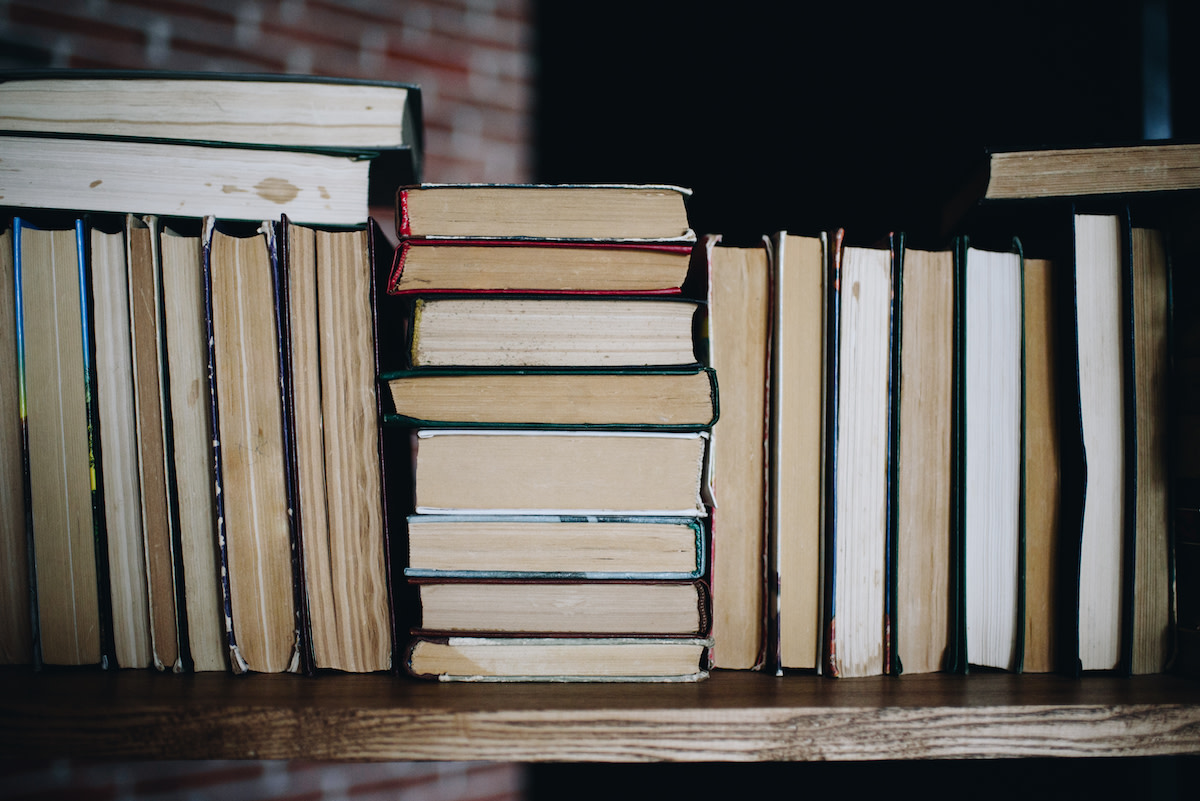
405,296,701,369
405,635,712,682
380,366,718,429
412,579,710,636
387,239,695,295
0,133,378,226
0,69,421,198
396,184,695,241
412,429,709,516
404,515,706,580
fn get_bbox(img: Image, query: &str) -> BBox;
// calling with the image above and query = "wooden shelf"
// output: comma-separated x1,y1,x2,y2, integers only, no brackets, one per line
3,668,1200,762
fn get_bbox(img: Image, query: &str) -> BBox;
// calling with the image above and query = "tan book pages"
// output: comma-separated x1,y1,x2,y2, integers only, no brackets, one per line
20,223,101,666
210,225,297,674
1022,257,1060,673
772,234,825,671
0,224,32,664
708,240,770,669
91,224,152,668
895,247,954,675
161,224,226,672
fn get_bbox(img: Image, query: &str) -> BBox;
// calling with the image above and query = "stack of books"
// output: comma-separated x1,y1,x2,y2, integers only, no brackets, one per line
379,183,720,681
0,70,421,674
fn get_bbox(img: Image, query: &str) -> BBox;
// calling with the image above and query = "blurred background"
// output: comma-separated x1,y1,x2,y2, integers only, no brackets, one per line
2,0,1198,797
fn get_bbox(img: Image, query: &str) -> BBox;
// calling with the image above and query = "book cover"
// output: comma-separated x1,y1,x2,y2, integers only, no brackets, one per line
203,218,301,674
14,216,113,668
404,635,713,682
387,238,695,296
0,68,423,196
820,231,895,679
403,514,707,581
379,365,718,431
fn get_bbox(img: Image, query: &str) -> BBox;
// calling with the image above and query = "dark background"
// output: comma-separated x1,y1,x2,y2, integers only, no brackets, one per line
529,2,1200,797
535,0,1198,248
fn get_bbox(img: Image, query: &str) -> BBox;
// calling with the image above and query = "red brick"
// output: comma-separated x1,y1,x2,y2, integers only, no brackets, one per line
132,763,265,795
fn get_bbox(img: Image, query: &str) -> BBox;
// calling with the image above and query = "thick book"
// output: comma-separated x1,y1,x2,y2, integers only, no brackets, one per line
158,219,226,672
396,184,695,242
380,366,718,430
951,241,1024,674
892,240,955,676
387,239,695,296
704,236,770,671
0,221,32,665
0,133,379,226
402,295,701,369
405,635,712,682
821,232,895,679
768,232,826,673
404,515,706,580
412,429,709,517
1061,212,1129,674
125,215,185,673
203,218,301,674
1021,254,1063,674
14,217,111,667
943,140,1200,235
89,217,153,670
0,69,423,201
281,218,391,674
411,579,711,637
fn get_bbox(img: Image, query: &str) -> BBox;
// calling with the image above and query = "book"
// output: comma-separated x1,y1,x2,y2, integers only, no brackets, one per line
204,219,299,674
14,217,107,667
412,579,710,636
282,219,391,674
0,221,32,665
387,240,695,295
768,233,826,673
704,236,770,670
1067,213,1128,673
404,296,701,369
1127,224,1171,675
956,242,1023,673
411,430,709,517
0,70,420,151
396,184,694,242
405,636,712,682
89,217,153,669
1021,255,1062,673
0,133,378,226
943,141,1200,235
404,515,705,580
0,69,423,204
125,215,183,673
158,220,226,672
822,233,894,678
380,366,717,430
892,243,955,675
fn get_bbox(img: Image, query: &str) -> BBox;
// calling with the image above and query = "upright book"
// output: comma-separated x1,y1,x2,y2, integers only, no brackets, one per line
204,219,300,674
705,236,771,670
768,232,826,673
13,217,109,667
822,232,894,678
892,240,955,675
0,221,31,665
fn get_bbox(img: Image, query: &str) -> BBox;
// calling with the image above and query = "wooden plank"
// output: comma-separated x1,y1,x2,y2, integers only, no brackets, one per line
2,670,1199,761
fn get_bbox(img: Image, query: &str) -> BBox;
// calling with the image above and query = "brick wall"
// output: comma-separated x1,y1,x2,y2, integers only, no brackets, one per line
0,0,534,183
0,1,533,795
2,759,526,801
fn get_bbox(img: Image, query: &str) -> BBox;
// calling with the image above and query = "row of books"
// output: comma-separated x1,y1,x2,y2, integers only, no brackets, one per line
378,185,719,681
712,192,1190,678
0,69,422,672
